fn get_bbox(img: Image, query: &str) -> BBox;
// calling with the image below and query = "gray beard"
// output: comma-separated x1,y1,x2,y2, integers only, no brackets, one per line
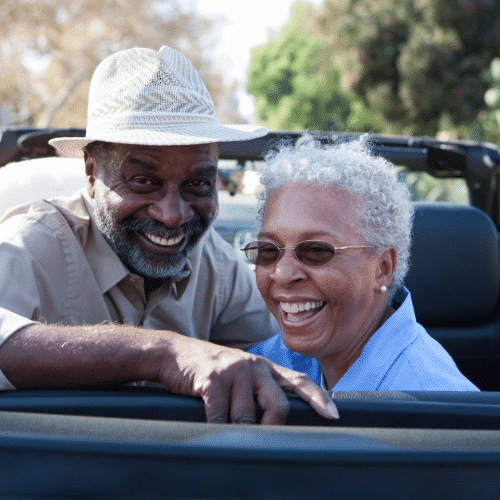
93,204,208,279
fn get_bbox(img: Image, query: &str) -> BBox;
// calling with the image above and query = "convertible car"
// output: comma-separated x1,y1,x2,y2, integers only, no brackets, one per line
0,128,499,499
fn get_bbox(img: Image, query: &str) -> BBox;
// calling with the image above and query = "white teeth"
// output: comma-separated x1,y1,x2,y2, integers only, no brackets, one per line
280,301,324,313
146,234,183,247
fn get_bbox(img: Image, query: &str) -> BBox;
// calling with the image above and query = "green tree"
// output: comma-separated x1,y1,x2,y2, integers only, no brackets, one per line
249,0,500,136
247,1,366,132
317,0,500,137
473,58,500,143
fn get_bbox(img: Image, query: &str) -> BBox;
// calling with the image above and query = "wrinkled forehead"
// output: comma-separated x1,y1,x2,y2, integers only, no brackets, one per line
261,181,364,238
264,181,361,219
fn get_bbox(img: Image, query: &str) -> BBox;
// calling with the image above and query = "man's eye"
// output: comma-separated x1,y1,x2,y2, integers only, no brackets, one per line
134,177,152,185
129,177,158,191
184,179,215,192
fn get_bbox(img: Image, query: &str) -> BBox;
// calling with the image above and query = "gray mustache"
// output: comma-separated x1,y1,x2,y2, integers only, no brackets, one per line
122,215,207,240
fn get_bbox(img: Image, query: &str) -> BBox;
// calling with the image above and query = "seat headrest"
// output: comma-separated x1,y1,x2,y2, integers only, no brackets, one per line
404,203,500,327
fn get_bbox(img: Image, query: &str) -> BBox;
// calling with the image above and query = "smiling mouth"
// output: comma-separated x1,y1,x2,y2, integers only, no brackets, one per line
279,301,326,323
143,233,185,248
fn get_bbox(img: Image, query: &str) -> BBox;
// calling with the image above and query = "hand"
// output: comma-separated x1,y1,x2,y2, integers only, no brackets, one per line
156,337,339,424
0,324,338,424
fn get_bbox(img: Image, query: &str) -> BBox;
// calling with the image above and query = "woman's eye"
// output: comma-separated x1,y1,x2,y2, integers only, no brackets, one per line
260,244,277,253
300,243,334,261
258,244,279,258
310,245,329,253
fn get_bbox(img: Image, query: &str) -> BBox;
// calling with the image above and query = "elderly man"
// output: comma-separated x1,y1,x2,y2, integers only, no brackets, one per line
0,46,337,424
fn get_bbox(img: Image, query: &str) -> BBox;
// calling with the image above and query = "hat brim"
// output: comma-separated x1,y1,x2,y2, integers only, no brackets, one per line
49,123,269,158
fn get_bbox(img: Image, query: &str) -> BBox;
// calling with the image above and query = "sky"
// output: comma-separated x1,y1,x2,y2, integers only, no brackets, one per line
189,0,324,121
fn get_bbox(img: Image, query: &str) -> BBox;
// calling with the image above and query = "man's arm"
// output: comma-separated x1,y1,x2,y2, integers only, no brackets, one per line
0,323,339,424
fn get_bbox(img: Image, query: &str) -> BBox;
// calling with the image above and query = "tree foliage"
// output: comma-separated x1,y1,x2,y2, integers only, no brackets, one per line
247,1,358,132
321,0,500,136
0,0,242,127
473,58,500,143
248,0,500,137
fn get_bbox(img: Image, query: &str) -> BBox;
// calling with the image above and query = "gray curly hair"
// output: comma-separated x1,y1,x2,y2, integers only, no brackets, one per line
257,135,414,294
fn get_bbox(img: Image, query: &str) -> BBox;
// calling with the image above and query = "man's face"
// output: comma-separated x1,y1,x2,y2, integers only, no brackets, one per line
85,142,219,279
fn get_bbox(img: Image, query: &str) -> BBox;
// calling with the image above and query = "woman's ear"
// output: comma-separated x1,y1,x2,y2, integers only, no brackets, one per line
84,150,97,199
376,247,397,291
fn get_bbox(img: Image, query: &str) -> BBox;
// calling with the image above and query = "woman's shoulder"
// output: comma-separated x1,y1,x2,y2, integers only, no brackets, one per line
378,322,480,391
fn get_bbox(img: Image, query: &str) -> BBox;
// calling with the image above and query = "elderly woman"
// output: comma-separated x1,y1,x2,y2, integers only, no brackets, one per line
247,136,478,391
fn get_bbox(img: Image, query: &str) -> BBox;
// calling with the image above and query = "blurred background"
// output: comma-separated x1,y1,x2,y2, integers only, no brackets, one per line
2,0,500,204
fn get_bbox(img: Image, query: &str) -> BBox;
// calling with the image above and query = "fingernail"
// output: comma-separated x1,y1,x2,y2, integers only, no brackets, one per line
327,400,340,419
324,390,339,419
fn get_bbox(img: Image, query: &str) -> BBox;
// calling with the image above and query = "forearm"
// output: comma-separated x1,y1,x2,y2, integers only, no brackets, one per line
0,322,339,423
0,323,172,389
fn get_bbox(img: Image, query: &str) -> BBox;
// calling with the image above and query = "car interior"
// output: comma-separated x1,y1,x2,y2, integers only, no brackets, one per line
0,128,499,499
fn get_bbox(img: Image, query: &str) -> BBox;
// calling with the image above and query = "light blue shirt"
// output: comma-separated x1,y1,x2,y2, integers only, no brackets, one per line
249,287,479,391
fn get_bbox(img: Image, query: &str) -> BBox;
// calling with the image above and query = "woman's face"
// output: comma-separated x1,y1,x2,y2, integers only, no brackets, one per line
255,181,393,365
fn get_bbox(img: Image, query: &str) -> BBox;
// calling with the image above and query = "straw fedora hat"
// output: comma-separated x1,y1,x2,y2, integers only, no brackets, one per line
50,46,268,158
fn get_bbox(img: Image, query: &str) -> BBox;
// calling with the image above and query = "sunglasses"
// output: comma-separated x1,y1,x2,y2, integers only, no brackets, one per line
242,240,374,267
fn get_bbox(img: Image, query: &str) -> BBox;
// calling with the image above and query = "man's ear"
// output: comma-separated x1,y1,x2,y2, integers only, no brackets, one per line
376,247,397,291
84,150,97,199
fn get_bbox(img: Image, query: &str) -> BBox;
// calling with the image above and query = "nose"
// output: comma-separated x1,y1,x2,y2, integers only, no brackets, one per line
147,188,194,228
270,248,307,284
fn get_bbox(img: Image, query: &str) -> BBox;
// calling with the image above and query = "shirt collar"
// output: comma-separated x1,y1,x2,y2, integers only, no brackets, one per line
170,266,192,298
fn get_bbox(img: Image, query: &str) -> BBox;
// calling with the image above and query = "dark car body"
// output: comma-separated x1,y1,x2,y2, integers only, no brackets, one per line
0,128,499,499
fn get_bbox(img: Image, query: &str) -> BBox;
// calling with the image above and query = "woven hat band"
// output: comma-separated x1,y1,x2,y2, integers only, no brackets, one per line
88,92,218,122
87,113,220,134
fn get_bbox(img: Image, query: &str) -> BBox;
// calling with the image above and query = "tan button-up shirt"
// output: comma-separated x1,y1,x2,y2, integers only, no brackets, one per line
0,190,277,388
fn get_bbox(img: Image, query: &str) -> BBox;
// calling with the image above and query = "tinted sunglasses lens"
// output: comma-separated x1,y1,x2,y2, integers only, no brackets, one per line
244,242,280,266
296,241,335,266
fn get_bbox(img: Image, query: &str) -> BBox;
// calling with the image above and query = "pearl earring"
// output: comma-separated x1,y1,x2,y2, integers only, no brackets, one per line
380,285,387,293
